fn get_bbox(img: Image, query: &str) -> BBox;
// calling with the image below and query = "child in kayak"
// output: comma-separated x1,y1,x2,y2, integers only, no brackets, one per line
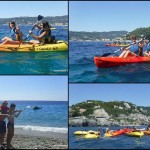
0,22,23,45
119,35,143,58
28,21,54,44
7,103,22,149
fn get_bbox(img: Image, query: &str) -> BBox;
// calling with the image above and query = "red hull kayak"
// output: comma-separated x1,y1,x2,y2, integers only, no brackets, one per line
94,56,150,68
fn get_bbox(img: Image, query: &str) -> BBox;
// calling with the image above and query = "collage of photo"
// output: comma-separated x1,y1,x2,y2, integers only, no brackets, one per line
0,1,150,149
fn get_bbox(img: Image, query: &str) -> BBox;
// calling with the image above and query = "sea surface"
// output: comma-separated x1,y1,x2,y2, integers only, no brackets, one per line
69,126,150,149
1,100,68,134
0,25,68,74
69,41,150,82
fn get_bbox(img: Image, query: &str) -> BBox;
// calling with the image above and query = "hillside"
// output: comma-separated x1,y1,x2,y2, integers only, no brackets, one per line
69,100,150,127
69,31,128,41
127,27,150,39
0,15,68,26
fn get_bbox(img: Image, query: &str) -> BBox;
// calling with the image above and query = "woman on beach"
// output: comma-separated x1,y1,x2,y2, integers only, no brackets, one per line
0,22,23,45
0,101,9,149
28,21,54,44
119,35,143,58
6,103,22,149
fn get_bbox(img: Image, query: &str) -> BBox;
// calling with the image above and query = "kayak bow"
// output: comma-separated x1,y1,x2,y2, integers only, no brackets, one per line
94,56,150,68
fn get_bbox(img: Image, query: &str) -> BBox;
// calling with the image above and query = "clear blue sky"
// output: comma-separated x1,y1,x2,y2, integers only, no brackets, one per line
70,1,150,32
0,76,67,101
69,84,150,106
0,1,67,18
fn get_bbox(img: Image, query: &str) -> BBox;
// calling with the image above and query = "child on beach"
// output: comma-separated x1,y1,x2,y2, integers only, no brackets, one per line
7,103,22,149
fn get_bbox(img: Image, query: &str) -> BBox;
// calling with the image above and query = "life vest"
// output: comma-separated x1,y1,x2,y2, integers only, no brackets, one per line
130,43,139,54
10,27,21,41
146,43,150,51
38,29,52,44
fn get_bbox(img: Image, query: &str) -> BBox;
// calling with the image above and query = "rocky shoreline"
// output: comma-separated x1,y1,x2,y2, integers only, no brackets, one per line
69,101,150,127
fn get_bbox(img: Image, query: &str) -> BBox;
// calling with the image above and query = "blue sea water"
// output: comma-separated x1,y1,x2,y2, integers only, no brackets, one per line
0,100,68,133
69,126,150,149
0,25,68,74
69,41,150,83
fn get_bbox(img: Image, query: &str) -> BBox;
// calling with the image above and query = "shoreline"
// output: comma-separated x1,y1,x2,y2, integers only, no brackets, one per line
3,128,68,149
14,128,68,139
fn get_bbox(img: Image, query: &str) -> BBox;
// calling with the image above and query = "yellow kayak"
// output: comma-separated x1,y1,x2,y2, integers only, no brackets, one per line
74,131,88,135
125,131,144,138
0,41,68,52
83,133,99,139
74,130,99,135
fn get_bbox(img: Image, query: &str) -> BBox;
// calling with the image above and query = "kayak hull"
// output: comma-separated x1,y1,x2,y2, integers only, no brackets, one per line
74,130,99,135
0,41,68,52
125,132,144,137
104,129,124,137
74,131,88,135
94,56,150,68
83,134,99,139
142,131,150,135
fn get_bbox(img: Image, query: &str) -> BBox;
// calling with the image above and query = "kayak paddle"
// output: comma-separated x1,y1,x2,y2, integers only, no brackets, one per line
24,15,44,41
16,15,44,50
101,49,121,57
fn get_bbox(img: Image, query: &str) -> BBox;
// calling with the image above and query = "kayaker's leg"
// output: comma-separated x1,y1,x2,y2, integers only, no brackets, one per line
29,40,40,44
144,52,149,56
0,40,21,45
119,51,126,58
1,37,12,42
124,51,136,58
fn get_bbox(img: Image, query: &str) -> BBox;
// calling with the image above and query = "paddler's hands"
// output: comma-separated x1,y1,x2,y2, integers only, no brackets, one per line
29,30,33,35
121,47,125,50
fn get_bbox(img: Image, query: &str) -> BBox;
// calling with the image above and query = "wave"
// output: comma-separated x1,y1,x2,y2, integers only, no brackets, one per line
15,125,68,134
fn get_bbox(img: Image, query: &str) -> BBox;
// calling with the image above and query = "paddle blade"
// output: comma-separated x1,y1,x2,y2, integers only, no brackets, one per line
38,15,44,21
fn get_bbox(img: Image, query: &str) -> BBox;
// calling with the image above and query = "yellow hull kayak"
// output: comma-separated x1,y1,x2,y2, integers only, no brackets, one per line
74,131,88,135
0,41,68,52
74,130,99,135
125,132,144,137
83,133,99,139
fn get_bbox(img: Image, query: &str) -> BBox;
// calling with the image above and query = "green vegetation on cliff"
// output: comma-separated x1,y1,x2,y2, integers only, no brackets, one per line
70,100,149,118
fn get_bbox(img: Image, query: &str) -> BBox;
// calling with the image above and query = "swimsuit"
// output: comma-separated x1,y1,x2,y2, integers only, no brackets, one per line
0,120,6,134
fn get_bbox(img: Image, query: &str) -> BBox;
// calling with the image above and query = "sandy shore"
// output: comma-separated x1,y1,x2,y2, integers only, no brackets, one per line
3,128,68,149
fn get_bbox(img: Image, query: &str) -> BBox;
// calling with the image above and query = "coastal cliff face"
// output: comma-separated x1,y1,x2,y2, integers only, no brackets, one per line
69,100,150,127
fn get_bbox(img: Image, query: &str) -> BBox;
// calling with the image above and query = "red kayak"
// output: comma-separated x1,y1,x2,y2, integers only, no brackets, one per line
94,56,150,68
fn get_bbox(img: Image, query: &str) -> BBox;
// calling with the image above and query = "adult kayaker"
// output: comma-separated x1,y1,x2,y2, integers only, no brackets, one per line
0,101,9,149
28,21,53,44
144,35,150,56
0,22,23,45
119,35,143,58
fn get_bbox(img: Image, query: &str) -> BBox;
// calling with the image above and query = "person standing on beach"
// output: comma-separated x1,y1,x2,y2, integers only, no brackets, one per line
7,103,22,149
0,101,9,149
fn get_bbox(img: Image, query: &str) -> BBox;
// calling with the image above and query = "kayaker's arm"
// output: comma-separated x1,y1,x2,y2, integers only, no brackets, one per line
29,30,47,40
